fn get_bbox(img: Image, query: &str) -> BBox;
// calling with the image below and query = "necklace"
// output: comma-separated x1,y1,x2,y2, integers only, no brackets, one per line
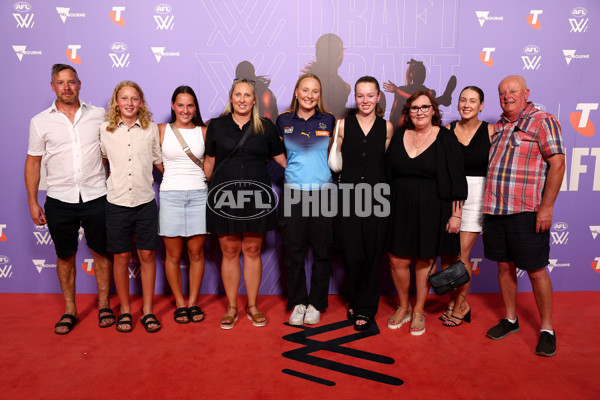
457,120,480,143
413,127,433,148
462,132,474,142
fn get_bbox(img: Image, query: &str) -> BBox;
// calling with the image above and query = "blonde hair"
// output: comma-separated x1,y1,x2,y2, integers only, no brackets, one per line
288,73,327,114
222,78,264,134
105,80,153,132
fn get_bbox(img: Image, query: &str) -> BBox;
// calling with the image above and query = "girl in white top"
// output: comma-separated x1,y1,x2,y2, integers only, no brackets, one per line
158,86,208,324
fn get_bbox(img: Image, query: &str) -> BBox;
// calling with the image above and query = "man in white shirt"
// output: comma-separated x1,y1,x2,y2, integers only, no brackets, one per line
25,64,114,334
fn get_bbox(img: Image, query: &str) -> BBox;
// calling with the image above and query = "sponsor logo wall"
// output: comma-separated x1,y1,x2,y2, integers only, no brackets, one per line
1,0,598,294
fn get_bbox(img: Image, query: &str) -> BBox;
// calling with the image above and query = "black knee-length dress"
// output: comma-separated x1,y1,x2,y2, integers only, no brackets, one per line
386,127,467,258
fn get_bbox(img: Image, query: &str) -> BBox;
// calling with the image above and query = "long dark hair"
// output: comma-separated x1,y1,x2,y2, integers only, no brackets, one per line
170,85,205,127
402,90,441,130
355,76,384,118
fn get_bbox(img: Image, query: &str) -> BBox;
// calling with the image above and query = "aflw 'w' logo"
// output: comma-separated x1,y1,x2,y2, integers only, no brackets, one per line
550,231,569,245
154,15,174,30
0,265,13,278
13,13,34,28
522,56,541,70
33,231,53,245
128,263,140,279
109,53,130,68
569,18,589,33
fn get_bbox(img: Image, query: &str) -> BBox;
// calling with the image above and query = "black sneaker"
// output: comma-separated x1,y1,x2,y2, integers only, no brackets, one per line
486,317,520,340
535,331,557,357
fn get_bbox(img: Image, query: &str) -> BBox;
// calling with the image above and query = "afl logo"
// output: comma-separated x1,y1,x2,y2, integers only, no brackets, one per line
571,7,588,17
552,222,568,231
207,180,278,221
533,103,546,112
0,255,9,264
154,4,172,14
33,224,47,231
13,2,31,12
110,42,128,52
523,45,540,54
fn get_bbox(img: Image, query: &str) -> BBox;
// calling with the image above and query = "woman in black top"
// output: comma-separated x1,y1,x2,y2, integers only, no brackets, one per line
334,76,393,331
204,78,287,329
440,86,494,327
385,91,467,336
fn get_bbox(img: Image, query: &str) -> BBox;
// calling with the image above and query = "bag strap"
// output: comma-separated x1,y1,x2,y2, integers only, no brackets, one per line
170,123,202,168
211,124,252,180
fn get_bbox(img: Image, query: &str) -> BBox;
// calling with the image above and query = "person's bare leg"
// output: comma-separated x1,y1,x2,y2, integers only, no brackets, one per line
187,235,206,321
498,261,518,320
440,254,458,320
163,236,187,322
219,234,242,319
113,251,132,330
138,249,158,330
388,254,411,325
528,267,553,330
91,250,114,327
442,231,478,324
55,253,77,334
410,258,434,334
413,258,433,314
242,232,265,323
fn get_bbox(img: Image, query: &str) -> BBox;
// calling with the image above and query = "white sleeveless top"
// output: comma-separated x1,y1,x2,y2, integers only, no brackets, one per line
160,124,207,191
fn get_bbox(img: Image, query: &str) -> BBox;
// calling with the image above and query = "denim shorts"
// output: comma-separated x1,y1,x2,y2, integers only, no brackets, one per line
159,189,208,237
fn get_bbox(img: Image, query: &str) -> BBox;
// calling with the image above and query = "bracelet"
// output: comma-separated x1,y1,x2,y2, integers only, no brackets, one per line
451,215,462,220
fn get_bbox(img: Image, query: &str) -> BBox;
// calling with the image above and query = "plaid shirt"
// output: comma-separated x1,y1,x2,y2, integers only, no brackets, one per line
484,102,565,215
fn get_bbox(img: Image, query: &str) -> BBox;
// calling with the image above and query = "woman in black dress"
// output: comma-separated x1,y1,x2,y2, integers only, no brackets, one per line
440,86,494,327
386,91,467,335
204,78,287,329
334,76,393,330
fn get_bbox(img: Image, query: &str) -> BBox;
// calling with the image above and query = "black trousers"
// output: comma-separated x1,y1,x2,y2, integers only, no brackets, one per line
281,195,333,311
336,203,388,318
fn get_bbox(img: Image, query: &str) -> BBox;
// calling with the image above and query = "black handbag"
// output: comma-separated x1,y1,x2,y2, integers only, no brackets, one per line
428,259,470,296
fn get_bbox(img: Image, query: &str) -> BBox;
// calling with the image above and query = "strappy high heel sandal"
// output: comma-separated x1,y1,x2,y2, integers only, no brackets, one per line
387,306,412,330
220,305,238,330
444,304,471,327
438,306,454,321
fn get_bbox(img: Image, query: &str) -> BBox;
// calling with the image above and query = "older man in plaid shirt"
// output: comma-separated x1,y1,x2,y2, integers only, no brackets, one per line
482,75,565,357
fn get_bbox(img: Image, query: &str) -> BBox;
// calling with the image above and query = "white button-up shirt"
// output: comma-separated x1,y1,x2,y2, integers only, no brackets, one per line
28,100,107,203
100,120,162,207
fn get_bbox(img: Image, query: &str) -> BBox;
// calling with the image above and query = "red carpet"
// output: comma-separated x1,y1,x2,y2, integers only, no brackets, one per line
0,292,598,399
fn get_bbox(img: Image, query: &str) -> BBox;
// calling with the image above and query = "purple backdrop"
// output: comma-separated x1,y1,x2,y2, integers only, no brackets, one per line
1,0,599,295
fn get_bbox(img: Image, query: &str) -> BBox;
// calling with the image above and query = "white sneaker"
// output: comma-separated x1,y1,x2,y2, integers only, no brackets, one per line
304,304,320,325
289,304,307,325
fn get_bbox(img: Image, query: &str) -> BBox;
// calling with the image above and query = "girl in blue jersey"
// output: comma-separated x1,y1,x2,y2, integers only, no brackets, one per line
276,74,336,326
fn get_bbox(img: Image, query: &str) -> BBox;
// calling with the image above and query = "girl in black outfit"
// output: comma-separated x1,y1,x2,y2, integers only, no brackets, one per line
440,86,494,327
334,76,394,331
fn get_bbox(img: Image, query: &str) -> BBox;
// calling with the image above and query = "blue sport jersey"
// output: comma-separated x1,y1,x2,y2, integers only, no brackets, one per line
276,110,336,188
